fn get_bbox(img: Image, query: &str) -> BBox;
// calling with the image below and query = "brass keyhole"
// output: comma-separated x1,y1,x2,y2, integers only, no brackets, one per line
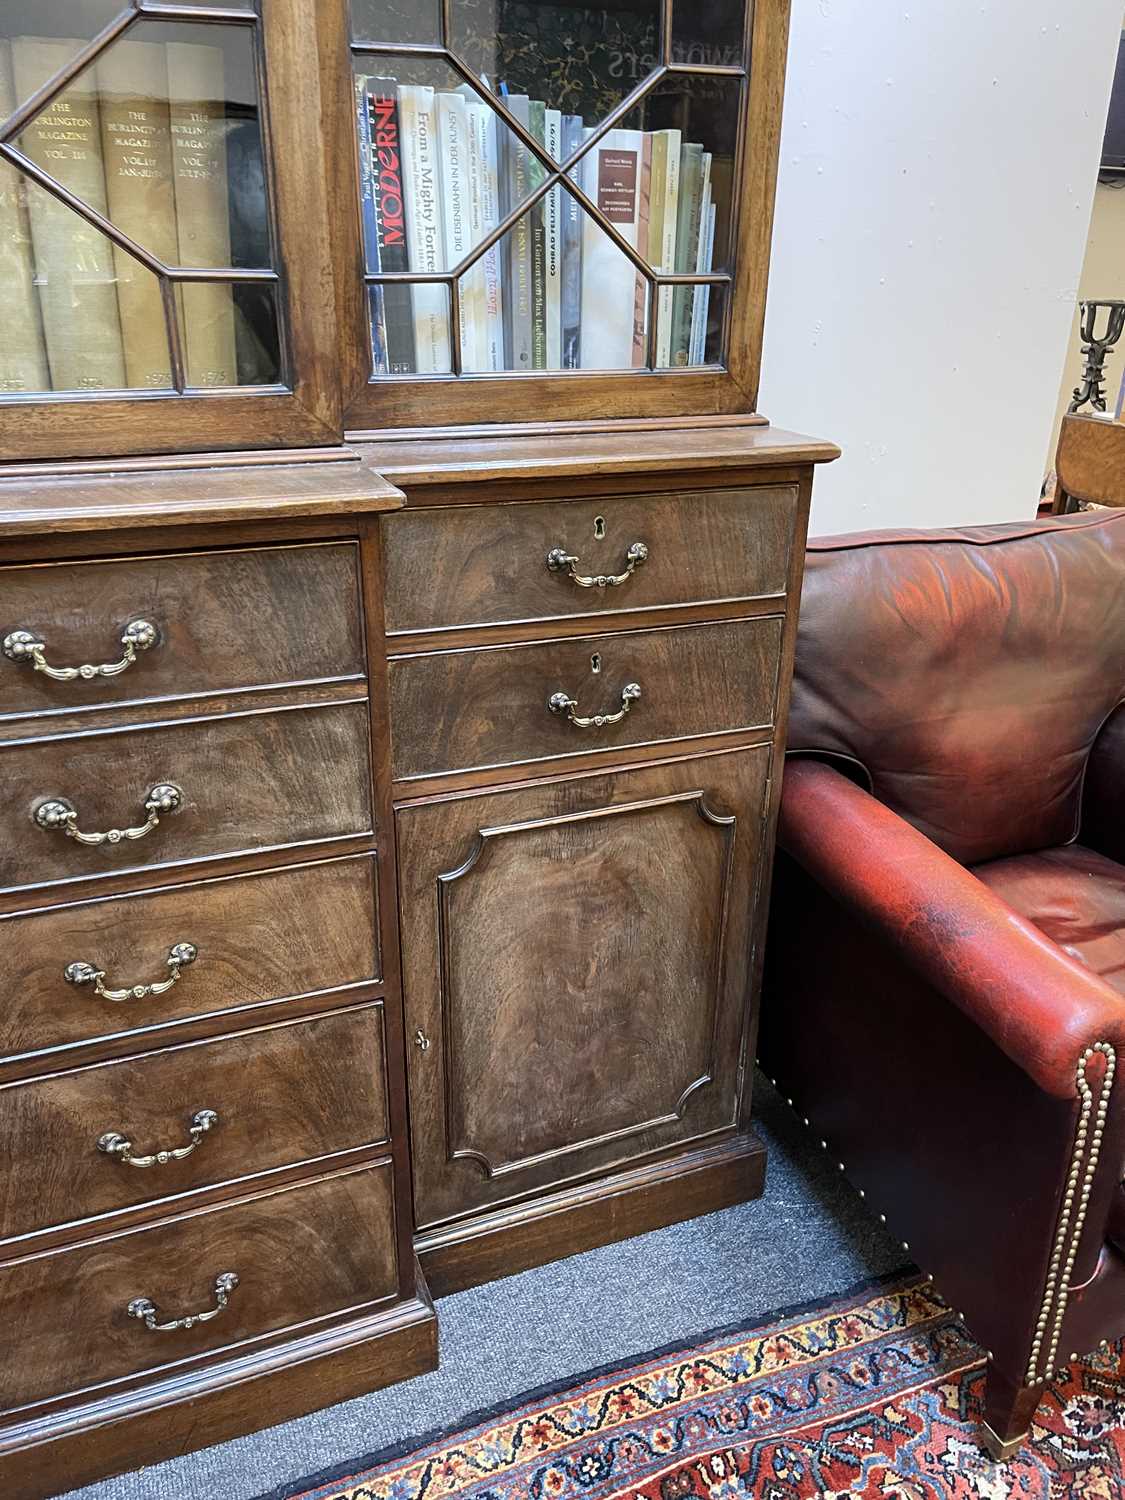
593,515,606,539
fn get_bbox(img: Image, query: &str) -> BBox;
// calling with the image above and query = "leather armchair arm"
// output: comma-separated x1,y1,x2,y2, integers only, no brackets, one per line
1082,702,1125,865
779,759,1125,1099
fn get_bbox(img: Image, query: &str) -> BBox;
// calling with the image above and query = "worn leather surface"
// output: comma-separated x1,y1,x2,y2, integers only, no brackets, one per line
789,511,1125,865
973,844,1125,998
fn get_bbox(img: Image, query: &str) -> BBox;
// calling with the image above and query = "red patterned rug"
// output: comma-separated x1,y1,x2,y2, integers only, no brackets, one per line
265,1274,1125,1500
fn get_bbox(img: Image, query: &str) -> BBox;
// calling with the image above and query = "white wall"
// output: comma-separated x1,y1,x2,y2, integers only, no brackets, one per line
759,0,1123,536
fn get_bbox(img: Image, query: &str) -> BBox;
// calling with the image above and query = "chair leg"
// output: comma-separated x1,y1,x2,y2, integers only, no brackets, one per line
980,1360,1042,1461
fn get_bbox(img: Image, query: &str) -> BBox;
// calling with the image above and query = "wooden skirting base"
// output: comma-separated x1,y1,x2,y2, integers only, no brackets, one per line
0,1270,438,1500
416,1130,768,1298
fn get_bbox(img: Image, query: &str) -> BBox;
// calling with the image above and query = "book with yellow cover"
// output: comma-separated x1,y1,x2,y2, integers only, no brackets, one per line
0,42,48,393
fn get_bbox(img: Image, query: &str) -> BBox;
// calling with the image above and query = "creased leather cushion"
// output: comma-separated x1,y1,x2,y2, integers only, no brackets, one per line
972,844,1125,998
789,511,1125,864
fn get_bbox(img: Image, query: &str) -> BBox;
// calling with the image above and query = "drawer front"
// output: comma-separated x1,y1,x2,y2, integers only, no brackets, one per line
0,1007,388,1242
0,543,365,722
382,487,797,635
0,857,380,1062
0,702,372,894
0,1163,397,1414
389,617,783,781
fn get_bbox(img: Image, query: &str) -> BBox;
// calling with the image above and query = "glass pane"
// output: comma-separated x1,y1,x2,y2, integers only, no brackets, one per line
573,74,740,275
351,0,441,47
0,2,123,120
441,185,648,373
655,280,725,368
1,10,278,396
368,279,452,376
672,0,744,66
448,1,661,131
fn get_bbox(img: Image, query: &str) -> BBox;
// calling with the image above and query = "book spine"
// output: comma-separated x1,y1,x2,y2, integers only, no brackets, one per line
97,39,179,390
354,71,388,375
0,43,48,393
670,142,704,367
559,115,584,370
544,107,562,369
436,92,471,369
690,191,716,364
653,128,681,368
527,99,547,370
474,103,504,371
166,41,238,387
367,81,415,375
462,95,486,374
12,36,127,392
579,129,645,370
399,84,449,373
506,95,533,370
631,132,652,367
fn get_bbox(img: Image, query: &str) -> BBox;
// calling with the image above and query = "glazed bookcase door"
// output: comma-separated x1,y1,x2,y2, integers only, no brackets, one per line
336,0,789,429
0,0,340,461
396,749,770,1230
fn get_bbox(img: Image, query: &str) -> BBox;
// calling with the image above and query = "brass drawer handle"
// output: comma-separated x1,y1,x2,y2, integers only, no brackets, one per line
3,619,158,682
65,942,198,1002
98,1107,219,1168
546,542,648,588
34,782,183,846
549,681,641,729
127,1270,239,1332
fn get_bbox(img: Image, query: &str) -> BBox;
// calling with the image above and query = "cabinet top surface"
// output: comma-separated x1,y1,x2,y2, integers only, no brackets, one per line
351,422,841,490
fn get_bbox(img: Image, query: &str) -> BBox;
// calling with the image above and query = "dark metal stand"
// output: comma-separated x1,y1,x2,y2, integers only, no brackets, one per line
1069,299,1125,413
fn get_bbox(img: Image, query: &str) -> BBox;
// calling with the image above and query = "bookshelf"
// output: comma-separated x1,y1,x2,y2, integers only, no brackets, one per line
336,0,788,429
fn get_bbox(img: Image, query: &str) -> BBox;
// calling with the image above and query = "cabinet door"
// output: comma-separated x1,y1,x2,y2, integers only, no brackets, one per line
397,748,769,1230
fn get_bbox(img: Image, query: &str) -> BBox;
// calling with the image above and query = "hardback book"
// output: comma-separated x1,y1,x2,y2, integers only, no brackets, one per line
437,91,472,368
689,194,717,364
354,71,388,373
398,84,449,373
12,36,127,392
544,106,562,368
631,132,652,366
461,92,486,372
670,141,705,367
504,93,533,370
647,128,681,368
97,39,178,390
527,99,548,369
559,114,584,369
0,43,48,393
166,42,238,388
579,128,646,370
366,79,416,374
465,97,502,372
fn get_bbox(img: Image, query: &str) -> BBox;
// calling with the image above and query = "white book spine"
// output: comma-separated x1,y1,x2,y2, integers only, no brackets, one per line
476,105,503,372
579,128,645,370
687,153,712,366
656,128,681,368
437,92,471,369
690,197,716,364
544,107,562,369
399,85,449,373
463,96,486,373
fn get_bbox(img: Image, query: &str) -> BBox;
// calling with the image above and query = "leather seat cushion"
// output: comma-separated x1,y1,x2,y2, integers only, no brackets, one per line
971,843,1125,997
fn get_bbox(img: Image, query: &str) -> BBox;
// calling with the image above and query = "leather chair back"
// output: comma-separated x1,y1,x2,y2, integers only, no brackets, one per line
787,511,1125,865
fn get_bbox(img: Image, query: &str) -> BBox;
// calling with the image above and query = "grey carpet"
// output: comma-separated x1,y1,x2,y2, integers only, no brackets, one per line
60,1079,907,1500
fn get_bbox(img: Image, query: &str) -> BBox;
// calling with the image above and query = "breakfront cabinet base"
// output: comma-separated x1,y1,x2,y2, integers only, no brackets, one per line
416,1131,767,1297
0,1273,438,1500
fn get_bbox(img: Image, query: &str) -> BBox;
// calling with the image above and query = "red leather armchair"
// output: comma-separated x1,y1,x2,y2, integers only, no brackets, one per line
760,510,1125,1460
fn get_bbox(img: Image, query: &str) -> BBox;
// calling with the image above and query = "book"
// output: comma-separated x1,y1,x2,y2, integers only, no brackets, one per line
354,71,388,372
670,141,705,367
0,43,48,393
96,39,178,390
436,91,471,369
689,196,716,364
544,107,562,368
12,36,127,392
647,128,681,368
166,42,238,387
559,114,584,369
467,98,503,371
631,132,652,367
366,79,415,374
504,94,533,370
398,83,449,373
578,128,646,370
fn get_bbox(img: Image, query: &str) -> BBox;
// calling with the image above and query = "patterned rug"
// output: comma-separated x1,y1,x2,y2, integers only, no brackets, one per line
263,1274,1125,1500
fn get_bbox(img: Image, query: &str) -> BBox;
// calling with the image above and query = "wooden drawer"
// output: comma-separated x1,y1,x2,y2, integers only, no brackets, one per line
0,1006,387,1243
0,1163,398,1415
0,702,372,894
382,487,797,635
0,856,380,1064
0,543,365,722
389,617,783,781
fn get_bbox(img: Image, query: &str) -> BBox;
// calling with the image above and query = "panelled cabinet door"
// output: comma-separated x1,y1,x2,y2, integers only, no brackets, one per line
0,0,340,460
397,748,770,1230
